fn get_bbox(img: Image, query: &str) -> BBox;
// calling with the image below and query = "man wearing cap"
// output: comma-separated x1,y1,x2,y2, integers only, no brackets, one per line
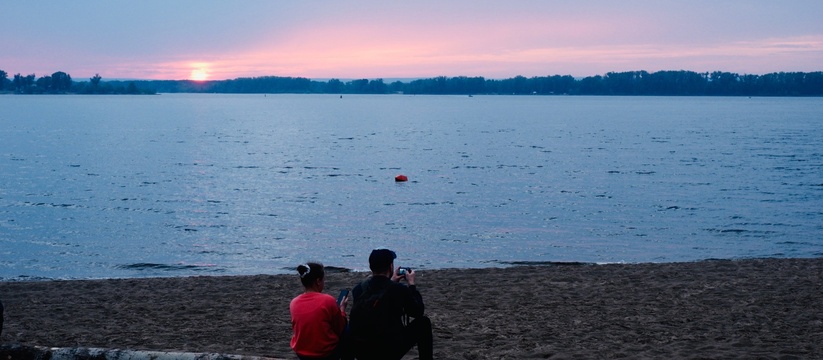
349,249,433,360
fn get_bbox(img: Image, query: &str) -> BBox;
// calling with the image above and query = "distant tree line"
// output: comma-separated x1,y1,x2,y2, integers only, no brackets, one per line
129,71,823,96
1,68,821,96
0,70,155,94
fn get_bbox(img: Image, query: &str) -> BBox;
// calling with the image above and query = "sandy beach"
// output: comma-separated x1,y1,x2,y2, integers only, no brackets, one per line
1,258,822,359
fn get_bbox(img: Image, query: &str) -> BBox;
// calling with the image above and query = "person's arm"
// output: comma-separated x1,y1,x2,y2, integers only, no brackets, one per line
329,295,348,335
402,270,425,318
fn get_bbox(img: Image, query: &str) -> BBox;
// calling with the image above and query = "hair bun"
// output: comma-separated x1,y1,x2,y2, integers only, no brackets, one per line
297,264,311,278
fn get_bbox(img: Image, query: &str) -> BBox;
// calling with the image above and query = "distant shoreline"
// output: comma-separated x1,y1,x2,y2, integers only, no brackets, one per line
3,70,822,96
2,91,821,98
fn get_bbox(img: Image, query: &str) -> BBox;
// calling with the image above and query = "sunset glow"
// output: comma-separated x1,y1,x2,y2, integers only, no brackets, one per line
2,2,821,80
190,69,209,81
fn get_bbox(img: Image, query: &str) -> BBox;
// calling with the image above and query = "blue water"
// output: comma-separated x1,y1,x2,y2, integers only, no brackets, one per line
1,94,821,280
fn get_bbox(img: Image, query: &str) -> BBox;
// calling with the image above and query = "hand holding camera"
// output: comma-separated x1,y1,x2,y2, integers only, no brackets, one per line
396,266,415,285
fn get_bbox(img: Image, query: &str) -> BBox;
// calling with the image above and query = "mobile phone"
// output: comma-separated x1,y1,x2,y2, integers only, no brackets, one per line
337,288,349,306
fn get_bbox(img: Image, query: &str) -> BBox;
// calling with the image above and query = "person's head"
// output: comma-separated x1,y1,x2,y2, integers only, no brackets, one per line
297,262,325,290
369,248,396,275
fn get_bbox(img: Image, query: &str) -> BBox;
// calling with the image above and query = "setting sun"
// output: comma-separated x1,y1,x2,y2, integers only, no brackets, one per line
190,67,210,81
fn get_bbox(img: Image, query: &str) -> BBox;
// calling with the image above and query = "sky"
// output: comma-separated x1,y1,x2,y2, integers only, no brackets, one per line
2,1,822,81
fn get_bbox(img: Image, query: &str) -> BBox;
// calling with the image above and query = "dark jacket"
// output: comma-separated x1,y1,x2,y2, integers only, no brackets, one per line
349,276,424,342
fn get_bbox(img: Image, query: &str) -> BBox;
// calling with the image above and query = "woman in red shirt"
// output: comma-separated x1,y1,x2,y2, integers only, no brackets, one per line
290,262,349,360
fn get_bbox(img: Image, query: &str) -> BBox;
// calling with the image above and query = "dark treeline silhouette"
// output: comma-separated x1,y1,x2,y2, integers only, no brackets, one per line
0,70,155,94
129,71,823,96
1,69,821,96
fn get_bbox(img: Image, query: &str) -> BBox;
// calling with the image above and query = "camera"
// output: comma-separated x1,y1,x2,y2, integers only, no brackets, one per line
397,267,412,276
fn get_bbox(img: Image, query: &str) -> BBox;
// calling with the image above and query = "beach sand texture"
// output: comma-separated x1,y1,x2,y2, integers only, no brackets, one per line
1,258,821,359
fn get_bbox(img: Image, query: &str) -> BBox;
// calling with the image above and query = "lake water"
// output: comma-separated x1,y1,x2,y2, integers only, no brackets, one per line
1,94,822,280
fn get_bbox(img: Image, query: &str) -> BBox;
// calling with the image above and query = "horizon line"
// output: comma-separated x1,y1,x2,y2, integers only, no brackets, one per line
69,69,823,83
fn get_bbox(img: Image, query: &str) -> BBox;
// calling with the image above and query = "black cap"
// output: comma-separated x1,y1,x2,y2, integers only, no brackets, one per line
369,249,396,272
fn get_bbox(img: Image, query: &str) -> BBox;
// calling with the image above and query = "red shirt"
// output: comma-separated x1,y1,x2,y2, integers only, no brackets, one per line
290,292,347,358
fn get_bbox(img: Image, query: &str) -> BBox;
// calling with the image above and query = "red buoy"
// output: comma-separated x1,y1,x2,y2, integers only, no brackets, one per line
395,175,408,182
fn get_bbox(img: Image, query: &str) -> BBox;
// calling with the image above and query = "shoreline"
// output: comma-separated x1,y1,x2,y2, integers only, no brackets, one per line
3,257,817,283
2,257,822,359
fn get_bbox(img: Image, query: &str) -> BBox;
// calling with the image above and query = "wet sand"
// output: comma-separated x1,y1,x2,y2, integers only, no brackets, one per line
1,258,822,359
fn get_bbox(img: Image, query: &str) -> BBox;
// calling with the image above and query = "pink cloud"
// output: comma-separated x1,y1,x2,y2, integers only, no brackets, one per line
5,6,819,81
50,32,823,80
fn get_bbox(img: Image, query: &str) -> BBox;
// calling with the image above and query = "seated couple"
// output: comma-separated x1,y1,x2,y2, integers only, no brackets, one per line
289,249,433,360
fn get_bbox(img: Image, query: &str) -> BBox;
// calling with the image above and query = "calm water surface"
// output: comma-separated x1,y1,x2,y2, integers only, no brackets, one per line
1,94,821,280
